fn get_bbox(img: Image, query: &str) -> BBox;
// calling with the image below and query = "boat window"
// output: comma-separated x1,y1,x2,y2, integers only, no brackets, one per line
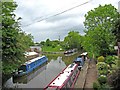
18,65,26,72
71,74,75,82
66,78,72,88
28,65,31,69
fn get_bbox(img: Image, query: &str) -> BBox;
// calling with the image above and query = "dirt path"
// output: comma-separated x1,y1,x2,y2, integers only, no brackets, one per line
84,59,97,90
74,59,97,89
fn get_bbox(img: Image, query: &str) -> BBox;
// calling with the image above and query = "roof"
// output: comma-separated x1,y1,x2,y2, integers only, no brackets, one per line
75,57,82,62
30,46,41,48
81,52,87,56
24,55,46,65
49,63,77,87
24,52,38,56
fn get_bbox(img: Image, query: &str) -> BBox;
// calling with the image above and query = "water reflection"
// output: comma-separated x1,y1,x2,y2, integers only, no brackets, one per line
13,64,47,84
4,57,66,88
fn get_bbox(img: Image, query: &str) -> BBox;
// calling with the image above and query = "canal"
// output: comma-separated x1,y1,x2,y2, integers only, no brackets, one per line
4,53,80,88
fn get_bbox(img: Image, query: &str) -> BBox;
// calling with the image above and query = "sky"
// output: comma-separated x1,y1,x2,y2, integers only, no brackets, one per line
14,0,119,42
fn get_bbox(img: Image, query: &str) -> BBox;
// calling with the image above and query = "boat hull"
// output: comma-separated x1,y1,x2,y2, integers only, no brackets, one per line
13,56,48,77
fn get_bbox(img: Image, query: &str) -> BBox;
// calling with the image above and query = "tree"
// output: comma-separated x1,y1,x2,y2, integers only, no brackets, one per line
40,41,45,46
18,32,34,50
45,39,51,46
112,18,120,42
83,4,119,57
2,2,34,74
63,31,82,50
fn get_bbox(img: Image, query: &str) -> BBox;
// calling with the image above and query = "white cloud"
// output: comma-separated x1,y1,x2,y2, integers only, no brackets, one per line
14,0,120,42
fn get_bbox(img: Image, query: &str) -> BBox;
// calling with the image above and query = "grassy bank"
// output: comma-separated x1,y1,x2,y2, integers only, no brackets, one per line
42,45,64,52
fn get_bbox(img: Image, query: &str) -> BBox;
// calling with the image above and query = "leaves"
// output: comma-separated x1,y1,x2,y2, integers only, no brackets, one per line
63,31,82,50
83,4,118,57
2,2,34,74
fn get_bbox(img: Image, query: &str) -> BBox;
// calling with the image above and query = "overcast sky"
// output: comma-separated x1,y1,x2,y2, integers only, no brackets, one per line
14,0,119,42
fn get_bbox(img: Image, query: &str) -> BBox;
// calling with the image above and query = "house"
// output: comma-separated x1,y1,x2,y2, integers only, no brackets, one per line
29,46,42,53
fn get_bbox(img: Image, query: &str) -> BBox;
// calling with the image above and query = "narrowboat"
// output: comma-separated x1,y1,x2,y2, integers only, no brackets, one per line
44,63,80,89
64,50,73,54
13,55,48,77
74,56,84,70
80,52,88,61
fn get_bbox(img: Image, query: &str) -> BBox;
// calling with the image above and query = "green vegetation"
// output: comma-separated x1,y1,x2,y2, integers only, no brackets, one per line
112,18,120,42
2,1,34,75
82,4,119,58
96,56,119,89
62,31,83,50
40,39,64,52
97,56,105,62
98,75,107,84
2,1,120,89
42,45,63,52
82,4,120,89
40,31,83,52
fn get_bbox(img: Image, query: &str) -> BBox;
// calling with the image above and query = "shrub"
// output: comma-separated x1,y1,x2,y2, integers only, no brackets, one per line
98,70,108,75
107,68,120,89
93,82,111,90
98,84,111,90
98,75,107,85
97,56,105,62
93,82,99,90
105,56,116,67
97,62,108,71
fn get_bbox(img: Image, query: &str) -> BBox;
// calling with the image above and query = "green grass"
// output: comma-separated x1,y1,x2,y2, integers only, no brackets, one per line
42,45,64,52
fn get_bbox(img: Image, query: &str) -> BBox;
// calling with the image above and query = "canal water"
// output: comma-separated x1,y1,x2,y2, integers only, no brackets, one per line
4,53,80,89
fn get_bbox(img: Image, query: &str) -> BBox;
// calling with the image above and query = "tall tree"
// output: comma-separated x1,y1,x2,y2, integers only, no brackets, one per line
63,31,82,50
2,2,34,74
112,18,120,42
83,4,119,57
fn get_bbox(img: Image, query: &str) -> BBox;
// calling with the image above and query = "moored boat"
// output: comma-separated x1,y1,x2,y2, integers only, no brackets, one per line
44,63,80,89
74,56,84,70
13,55,48,77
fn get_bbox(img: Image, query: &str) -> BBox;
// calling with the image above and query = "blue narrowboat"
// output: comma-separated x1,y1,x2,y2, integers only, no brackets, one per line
74,56,84,70
13,55,48,77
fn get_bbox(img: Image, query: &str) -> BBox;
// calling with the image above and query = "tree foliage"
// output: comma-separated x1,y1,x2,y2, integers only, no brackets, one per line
83,4,119,57
63,31,82,50
112,18,120,42
2,2,34,74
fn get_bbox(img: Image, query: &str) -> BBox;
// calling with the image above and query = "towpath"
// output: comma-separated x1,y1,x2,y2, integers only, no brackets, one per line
74,59,97,89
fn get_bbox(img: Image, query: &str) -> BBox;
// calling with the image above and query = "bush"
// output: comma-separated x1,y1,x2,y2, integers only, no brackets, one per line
105,56,116,66
107,68,120,89
97,62,108,71
99,70,108,75
93,82,111,90
93,82,99,90
98,75,107,85
97,56,105,62
98,84,111,90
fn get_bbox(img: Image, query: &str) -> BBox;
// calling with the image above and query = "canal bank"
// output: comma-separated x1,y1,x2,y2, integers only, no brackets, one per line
74,59,97,89
74,59,89,88
3,52,81,89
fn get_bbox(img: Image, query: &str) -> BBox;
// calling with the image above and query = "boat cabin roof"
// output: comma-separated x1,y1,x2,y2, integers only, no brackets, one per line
23,55,46,65
81,52,87,56
49,63,77,87
74,57,82,62
24,52,38,56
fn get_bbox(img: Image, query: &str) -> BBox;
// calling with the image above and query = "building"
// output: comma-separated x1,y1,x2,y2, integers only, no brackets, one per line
29,46,42,53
